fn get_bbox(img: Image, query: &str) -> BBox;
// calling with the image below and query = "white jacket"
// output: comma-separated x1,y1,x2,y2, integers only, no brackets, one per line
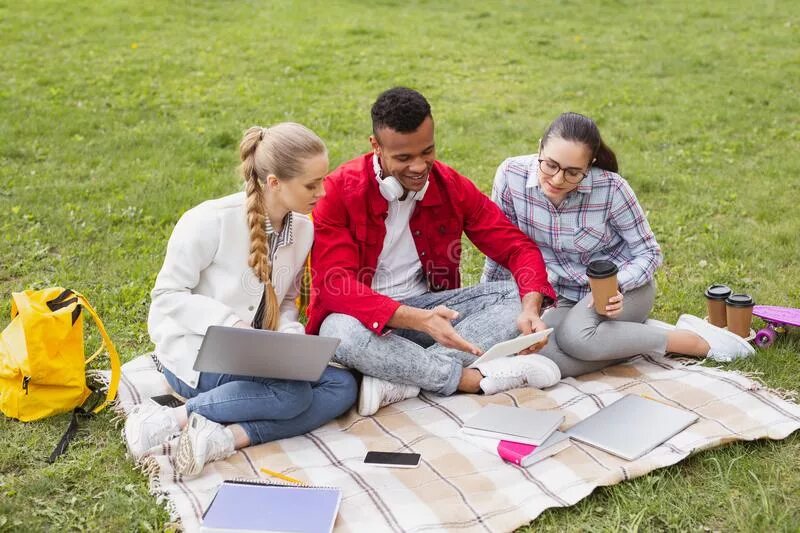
148,192,312,387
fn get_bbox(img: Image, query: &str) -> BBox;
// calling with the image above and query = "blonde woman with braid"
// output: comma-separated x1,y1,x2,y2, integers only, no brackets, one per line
124,123,357,476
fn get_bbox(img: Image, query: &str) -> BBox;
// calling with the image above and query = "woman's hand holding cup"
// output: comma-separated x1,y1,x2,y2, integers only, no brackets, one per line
587,290,624,318
586,260,620,316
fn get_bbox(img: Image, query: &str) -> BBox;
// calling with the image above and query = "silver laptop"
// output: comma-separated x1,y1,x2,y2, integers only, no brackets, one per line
566,394,698,460
194,326,340,382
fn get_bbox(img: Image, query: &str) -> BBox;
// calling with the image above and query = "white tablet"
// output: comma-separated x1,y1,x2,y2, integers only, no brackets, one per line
467,328,553,368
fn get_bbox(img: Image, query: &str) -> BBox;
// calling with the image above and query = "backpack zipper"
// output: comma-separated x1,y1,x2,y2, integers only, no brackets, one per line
22,376,31,394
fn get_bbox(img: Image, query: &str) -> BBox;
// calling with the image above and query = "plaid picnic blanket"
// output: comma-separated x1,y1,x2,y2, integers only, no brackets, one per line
115,354,800,533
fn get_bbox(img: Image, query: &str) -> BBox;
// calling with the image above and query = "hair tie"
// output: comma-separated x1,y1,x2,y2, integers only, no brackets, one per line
260,127,269,140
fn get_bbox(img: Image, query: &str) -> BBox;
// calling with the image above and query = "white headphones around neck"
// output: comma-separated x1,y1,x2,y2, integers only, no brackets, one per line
372,152,429,202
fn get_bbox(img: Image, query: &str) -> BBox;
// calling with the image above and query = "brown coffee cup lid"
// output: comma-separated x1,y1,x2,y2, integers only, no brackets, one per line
725,293,754,307
704,284,732,300
586,260,618,279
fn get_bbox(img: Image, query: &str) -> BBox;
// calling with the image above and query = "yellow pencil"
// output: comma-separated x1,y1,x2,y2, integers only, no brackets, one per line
259,467,303,485
641,394,671,407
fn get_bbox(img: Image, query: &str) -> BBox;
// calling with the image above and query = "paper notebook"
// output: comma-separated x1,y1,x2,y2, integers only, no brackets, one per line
461,404,564,446
497,431,571,467
200,479,341,533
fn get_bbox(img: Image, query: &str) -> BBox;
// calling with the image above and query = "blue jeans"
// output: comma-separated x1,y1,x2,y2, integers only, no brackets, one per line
319,281,522,396
162,366,357,445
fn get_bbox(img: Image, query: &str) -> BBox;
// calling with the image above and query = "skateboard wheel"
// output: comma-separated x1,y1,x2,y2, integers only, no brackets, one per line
754,328,777,348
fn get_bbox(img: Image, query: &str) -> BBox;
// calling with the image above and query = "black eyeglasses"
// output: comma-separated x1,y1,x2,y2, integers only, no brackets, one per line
538,158,589,184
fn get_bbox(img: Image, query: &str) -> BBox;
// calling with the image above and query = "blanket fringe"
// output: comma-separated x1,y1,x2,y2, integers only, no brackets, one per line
766,387,799,402
87,368,109,383
140,455,183,529
668,356,703,367
701,365,799,402
109,407,126,427
86,368,129,426
664,355,797,403
110,365,183,531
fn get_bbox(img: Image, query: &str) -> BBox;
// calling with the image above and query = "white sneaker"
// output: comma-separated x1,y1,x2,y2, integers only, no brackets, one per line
175,413,235,477
124,403,180,460
477,355,561,395
357,376,420,416
675,314,755,362
645,318,677,332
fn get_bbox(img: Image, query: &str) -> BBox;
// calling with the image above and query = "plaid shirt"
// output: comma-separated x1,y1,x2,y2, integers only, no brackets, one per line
482,154,662,302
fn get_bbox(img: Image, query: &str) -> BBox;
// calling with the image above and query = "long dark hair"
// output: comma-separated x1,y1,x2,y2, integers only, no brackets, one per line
541,112,618,173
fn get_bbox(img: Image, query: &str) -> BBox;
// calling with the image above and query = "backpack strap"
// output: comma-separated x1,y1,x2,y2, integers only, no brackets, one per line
47,407,88,463
72,291,121,414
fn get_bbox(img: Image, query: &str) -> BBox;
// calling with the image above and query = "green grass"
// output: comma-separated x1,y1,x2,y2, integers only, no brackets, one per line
1,0,799,530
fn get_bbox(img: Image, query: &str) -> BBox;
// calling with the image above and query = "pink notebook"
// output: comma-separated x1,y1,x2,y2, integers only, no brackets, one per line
497,431,570,467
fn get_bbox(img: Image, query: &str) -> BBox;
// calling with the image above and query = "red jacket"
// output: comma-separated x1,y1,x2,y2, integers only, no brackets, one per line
305,153,555,335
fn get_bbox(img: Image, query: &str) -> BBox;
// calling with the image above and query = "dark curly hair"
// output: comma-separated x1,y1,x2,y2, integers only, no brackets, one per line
371,87,432,137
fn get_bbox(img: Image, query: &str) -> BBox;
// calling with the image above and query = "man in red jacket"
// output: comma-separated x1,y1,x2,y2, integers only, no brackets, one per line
308,87,560,415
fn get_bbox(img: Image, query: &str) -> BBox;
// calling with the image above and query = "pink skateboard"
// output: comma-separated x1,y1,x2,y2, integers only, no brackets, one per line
752,305,800,348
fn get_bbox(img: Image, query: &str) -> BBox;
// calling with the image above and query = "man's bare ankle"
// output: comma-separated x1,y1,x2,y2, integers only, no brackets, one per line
457,368,483,393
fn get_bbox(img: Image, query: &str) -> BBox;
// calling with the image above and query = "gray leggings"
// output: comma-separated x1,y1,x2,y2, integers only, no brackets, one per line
538,281,668,377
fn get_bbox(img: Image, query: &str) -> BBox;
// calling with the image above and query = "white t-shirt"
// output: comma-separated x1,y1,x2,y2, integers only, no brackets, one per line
371,196,428,301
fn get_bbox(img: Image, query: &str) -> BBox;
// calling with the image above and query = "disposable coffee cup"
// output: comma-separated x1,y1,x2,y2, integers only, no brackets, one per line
725,294,754,338
586,260,619,315
704,284,732,328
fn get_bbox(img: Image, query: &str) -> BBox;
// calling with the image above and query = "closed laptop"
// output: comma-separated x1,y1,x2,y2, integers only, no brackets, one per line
566,394,698,461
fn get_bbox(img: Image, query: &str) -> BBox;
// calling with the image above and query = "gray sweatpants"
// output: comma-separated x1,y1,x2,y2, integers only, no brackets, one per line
538,280,668,377
319,281,522,396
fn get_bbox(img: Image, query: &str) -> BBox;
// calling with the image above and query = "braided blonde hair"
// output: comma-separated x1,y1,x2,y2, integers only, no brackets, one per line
239,123,326,330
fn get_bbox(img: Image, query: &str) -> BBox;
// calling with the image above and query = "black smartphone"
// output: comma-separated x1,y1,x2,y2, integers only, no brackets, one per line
150,394,185,408
363,451,421,468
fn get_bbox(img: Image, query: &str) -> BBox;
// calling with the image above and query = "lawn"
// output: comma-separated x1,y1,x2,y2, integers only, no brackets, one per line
1,0,799,530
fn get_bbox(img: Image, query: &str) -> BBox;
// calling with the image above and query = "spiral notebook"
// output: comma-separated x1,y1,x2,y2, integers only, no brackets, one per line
200,478,341,533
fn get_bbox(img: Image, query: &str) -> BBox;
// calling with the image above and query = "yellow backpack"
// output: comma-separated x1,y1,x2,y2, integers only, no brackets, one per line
0,288,121,459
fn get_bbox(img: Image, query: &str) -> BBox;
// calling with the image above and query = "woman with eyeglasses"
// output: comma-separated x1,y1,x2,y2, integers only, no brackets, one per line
482,112,753,376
